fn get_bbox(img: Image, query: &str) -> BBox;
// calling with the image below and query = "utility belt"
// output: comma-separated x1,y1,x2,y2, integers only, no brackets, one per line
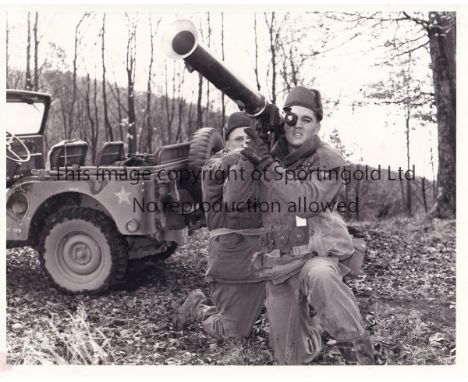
210,226,310,255
209,225,367,276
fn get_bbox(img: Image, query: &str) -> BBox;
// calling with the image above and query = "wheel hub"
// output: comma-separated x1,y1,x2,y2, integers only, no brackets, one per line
60,233,103,276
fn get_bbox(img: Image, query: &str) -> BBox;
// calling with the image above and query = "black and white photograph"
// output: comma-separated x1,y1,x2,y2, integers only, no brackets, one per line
3,4,461,372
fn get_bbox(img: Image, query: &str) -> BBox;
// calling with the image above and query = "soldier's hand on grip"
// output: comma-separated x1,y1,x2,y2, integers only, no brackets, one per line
240,128,274,170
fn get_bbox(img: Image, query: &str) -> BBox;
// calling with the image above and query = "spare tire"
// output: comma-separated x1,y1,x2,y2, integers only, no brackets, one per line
187,127,224,204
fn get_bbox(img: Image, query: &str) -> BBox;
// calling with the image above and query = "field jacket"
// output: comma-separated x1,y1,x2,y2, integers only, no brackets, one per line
202,149,265,283
225,135,355,284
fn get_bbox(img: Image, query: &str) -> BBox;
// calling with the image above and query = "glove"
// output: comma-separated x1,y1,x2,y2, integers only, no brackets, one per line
240,128,274,170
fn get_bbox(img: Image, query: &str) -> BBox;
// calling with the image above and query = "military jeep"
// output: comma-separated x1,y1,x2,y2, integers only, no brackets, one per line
6,89,224,294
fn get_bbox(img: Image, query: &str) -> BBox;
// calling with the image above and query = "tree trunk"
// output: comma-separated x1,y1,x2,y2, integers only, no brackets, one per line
33,11,39,91
220,11,226,128
205,12,211,125
25,12,32,90
428,127,437,199
69,18,79,138
197,73,204,130
115,82,123,141
355,183,360,222
265,12,277,104
427,12,456,218
85,74,97,162
421,177,428,213
176,68,185,142
126,18,137,153
93,76,100,153
187,89,195,139
253,13,261,92
399,178,406,213
102,13,113,142
146,16,155,153
405,109,412,217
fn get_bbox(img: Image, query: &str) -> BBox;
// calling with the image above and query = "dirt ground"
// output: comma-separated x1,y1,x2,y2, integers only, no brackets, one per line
6,215,455,365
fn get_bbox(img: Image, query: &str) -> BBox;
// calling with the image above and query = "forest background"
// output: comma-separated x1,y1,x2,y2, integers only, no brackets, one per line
6,6,456,220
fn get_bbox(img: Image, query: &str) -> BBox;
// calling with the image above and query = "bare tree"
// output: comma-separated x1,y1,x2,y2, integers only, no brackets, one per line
420,177,428,213
329,128,351,219
144,16,161,153
125,15,137,153
33,11,39,91
68,13,90,138
428,127,437,198
329,11,455,217
196,74,204,130
93,75,100,151
253,13,261,92
196,20,205,130
85,73,98,162
205,12,211,124
278,20,309,92
264,12,288,103
187,88,196,139
363,52,433,216
101,13,113,141
108,79,127,141
426,12,456,218
163,61,176,144
25,12,32,90
175,65,186,142
404,52,413,216
220,12,226,127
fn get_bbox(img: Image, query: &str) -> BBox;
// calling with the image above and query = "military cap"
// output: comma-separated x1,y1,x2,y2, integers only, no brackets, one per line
284,86,323,122
224,112,253,140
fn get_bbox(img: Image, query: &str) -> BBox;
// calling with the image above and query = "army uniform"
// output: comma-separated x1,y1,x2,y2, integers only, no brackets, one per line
232,87,373,364
176,113,266,340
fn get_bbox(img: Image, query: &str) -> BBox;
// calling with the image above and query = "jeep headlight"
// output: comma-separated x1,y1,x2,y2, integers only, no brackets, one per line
7,192,29,218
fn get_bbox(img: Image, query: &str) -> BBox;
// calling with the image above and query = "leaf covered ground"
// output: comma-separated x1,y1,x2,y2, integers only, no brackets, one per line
6,215,455,365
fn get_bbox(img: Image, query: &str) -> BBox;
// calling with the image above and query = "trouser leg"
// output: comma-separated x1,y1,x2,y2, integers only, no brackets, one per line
299,257,374,364
266,256,370,365
265,277,323,364
201,282,266,340
298,257,366,341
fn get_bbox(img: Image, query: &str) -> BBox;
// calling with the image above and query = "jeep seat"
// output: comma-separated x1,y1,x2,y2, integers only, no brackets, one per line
94,141,125,166
155,142,190,166
46,139,88,169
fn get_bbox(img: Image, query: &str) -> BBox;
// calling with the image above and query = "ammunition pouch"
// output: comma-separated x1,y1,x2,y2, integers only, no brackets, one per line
258,226,309,254
252,226,311,270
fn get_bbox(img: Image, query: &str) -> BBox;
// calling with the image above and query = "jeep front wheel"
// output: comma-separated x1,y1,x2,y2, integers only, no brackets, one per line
38,207,128,294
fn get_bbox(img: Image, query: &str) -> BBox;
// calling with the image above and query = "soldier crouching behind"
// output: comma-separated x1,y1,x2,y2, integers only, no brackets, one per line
175,112,266,340
227,87,374,364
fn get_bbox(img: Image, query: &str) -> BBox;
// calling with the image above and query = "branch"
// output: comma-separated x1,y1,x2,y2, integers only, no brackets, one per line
392,40,430,58
402,11,430,29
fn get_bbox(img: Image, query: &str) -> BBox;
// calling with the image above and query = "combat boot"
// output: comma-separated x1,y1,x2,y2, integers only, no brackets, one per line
174,289,207,328
337,334,375,365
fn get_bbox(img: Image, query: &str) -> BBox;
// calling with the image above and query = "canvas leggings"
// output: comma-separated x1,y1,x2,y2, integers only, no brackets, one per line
265,256,367,364
198,281,266,340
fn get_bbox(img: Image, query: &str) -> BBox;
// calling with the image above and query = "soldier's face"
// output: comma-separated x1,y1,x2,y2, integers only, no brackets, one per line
284,105,320,149
226,127,248,149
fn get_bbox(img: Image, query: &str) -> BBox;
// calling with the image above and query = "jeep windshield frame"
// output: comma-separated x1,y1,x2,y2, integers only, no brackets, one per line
6,90,51,136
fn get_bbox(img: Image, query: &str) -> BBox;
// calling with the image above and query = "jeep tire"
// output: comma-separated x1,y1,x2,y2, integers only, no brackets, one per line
187,127,224,204
38,207,128,294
